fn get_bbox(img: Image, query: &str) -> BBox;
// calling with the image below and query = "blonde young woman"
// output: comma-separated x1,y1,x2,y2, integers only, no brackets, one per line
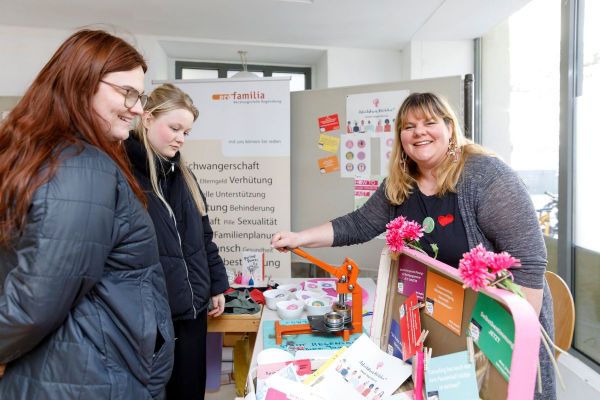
271,93,555,400
125,84,228,399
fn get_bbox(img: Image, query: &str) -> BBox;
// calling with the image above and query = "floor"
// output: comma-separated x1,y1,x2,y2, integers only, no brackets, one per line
205,382,237,400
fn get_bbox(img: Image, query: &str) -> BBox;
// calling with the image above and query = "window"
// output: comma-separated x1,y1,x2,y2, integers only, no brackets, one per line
481,0,561,270
175,61,311,91
573,0,600,365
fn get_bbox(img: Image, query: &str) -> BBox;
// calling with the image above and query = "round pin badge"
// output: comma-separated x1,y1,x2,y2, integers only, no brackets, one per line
422,217,435,233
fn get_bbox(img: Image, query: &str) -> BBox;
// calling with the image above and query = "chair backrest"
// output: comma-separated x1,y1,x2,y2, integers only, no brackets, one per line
545,271,575,358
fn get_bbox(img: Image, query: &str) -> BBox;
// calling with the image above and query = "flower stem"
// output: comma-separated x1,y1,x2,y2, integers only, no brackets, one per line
407,242,428,256
490,273,511,287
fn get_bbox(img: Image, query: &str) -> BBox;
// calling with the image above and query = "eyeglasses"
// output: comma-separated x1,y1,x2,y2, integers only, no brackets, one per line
100,80,148,109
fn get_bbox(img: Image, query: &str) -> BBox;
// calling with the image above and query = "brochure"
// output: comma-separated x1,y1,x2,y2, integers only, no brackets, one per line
397,256,427,300
306,334,412,399
424,271,465,335
469,293,515,381
400,292,422,361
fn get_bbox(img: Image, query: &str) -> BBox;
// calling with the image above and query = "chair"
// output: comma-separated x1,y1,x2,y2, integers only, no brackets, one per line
545,271,575,358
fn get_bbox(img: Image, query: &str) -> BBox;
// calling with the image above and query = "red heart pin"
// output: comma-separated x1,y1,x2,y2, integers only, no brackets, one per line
438,214,454,227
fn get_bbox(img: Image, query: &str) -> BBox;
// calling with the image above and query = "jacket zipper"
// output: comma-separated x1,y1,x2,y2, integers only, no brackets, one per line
158,181,198,318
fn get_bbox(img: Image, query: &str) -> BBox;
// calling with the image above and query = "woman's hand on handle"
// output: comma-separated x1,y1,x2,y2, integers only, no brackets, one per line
270,222,335,252
271,231,302,252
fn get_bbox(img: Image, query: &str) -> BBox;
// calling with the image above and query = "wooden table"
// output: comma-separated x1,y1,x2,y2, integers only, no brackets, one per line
207,302,263,395
208,306,263,334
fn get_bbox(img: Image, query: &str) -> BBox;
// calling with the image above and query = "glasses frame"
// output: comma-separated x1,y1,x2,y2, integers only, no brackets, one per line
100,80,148,109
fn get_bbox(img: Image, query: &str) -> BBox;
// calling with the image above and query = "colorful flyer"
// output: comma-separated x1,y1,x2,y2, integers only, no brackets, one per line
340,133,371,178
397,256,427,300
424,271,465,335
318,133,340,153
469,293,515,381
387,319,403,359
354,177,382,210
318,155,340,174
425,351,479,400
400,293,422,361
318,113,340,132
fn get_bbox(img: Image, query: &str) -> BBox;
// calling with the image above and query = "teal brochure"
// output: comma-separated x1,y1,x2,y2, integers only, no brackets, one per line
468,293,515,381
425,350,479,400
262,319,361,355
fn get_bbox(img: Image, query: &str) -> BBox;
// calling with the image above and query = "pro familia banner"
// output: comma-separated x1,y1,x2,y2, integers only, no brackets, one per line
156,78,291,277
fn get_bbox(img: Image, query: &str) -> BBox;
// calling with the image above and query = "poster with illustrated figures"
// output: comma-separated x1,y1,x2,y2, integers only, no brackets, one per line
345,90,409,177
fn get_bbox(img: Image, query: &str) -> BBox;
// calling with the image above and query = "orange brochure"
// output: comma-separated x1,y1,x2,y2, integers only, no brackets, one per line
318,155,340,174
423,271,465,335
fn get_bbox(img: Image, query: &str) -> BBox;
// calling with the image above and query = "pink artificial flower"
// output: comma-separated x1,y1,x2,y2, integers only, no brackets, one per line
488,252,521,274
385,216,424,253
458,244,495,291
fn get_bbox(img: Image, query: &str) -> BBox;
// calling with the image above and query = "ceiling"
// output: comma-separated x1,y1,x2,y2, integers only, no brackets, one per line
0,0,532,64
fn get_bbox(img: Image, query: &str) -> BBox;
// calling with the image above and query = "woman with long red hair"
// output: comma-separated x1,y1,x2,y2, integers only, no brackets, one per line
0,29,174,399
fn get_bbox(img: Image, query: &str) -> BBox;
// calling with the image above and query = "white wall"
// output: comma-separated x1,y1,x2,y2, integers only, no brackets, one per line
0,26,67,96
402,40,474,81
314,51,328,90
0,25,169,96
0,25,475,95
324,47,403,88
0,24,406,95
558,353,600,399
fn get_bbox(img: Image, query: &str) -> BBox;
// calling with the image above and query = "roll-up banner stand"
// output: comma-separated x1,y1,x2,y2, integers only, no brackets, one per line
153,77,291,278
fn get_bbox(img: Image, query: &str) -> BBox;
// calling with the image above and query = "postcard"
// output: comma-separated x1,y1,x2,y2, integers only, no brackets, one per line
425,350,479,400
318,155,340,174
318,113,340,132
318,133,340,153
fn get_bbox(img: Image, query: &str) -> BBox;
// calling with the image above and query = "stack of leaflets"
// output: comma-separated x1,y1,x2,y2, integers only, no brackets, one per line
304,334,412,399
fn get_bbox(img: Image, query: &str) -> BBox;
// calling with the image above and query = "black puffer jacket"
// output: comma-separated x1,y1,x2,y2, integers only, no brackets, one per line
0,144,174,399
125,137,229,320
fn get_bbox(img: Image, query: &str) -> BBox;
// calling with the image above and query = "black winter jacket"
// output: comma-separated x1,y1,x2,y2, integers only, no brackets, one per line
0,144,175,399
125,137,229,320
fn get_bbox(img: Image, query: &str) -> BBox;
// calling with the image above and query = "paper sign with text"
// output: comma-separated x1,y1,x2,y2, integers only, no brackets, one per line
318,113,340,132
424,271,465,335
397,256,427,300
242,251,264,285
469,293,515,381
318,133,340,153
425,351,479,400
318,155,340,174
354,177,382,211
400,293,422,360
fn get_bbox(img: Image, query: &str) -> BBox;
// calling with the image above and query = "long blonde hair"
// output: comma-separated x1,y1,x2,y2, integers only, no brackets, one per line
132,83,206,215
386,92,491,205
